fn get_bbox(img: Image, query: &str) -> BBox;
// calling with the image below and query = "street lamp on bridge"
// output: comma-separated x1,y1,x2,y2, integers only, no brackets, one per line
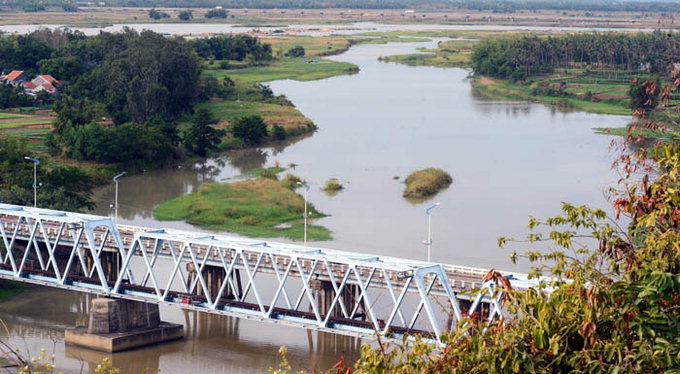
112,171,127,222
24,156,39,208
423,202,440,263
297,181,310,247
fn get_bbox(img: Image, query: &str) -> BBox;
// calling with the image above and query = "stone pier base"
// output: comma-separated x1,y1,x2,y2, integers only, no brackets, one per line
65,298,183,352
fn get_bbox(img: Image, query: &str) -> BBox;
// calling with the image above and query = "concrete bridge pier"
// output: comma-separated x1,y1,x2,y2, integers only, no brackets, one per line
65,297,183,352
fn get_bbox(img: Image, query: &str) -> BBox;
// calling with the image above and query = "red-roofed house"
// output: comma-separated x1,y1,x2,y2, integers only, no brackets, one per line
31,75,58,87
22,81,37,90
1,70,30,86
37,82,57,94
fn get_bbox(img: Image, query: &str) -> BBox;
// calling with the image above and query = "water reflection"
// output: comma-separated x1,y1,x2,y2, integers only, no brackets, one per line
0,286,360,373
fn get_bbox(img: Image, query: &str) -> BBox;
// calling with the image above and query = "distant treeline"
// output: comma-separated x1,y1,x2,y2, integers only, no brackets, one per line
471,31,680,80
5,0,680,12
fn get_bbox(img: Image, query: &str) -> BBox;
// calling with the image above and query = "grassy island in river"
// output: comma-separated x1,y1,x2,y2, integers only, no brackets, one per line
154,176,331,241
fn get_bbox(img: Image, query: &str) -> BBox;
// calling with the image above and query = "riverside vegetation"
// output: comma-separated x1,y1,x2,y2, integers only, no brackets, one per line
154,168,331,240
0,28,363,212
403,168,452,199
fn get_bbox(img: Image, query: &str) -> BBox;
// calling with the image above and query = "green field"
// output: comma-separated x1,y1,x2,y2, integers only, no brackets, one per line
205,57,358,84
0,112,31,119
154,177,331,241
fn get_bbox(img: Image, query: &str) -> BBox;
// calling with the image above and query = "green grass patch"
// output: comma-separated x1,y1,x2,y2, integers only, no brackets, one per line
266,35,357,57
0,119,52,127
194,99,314,136
0,112,31,119
378,38,475,68
154,179,331,241
205,58,358,85
403,168,452,199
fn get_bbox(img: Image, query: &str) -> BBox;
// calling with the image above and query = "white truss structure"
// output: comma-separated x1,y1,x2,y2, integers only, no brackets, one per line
0,203,510,345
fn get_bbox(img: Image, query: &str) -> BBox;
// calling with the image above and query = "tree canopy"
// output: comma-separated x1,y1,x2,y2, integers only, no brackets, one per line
471,31,680,80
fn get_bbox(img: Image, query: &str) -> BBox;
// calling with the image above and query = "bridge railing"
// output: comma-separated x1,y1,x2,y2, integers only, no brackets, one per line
0,203,509,344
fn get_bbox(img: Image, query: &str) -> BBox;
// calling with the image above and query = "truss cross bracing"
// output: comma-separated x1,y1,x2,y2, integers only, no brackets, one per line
0,203,528,345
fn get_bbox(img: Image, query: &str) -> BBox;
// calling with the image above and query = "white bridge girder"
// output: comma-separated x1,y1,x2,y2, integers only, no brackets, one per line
0,203,516,345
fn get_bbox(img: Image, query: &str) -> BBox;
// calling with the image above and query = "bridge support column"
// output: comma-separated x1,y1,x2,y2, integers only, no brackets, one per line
200,265,242,301
312,280,362,319
65,298,183,352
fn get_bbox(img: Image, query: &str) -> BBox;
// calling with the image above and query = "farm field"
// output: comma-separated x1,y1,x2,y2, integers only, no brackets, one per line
0,109,54,152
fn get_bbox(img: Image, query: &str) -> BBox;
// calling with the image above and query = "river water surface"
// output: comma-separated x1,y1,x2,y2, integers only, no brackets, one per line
1,38,631,373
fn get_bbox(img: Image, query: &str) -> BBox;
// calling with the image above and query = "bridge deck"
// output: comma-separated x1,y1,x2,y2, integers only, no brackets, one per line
0,203,531,344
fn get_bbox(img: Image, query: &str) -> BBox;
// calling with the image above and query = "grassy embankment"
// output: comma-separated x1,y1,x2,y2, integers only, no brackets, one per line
154,167,331,240
472,72,633,115
403,168,452,200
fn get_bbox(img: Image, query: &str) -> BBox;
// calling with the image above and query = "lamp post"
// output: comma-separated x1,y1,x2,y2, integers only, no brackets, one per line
112,171,127,222
297,182,310,247
24,157,39,208
423,202,440,263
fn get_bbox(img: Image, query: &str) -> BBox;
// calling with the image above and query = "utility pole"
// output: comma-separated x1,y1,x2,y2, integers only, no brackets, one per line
24,157,39,208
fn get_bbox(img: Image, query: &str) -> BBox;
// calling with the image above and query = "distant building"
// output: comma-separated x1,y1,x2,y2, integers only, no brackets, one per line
1,72,59,95
0,70,30,86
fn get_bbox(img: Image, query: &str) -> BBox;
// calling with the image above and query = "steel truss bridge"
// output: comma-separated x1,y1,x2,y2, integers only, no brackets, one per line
0,203,534,345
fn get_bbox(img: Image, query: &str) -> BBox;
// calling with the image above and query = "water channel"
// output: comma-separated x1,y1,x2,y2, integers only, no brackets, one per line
1,34,632,373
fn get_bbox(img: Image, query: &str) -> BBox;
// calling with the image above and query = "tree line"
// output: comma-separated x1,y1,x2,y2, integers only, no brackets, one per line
471,31,680,80
7,0,680,12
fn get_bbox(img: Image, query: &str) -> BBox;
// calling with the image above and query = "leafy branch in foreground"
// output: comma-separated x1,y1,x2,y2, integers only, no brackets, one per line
272,142,680,373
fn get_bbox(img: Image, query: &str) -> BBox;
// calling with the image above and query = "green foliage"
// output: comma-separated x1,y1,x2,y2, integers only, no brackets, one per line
178,10,193,20
148,8,170,19
0,33,52,73
322,178,343,191
403,168,452,199
52,95,104,132
0,84,33,109
62,3,78,12
285,45,306,58
272,124,286,140
0,136,94,211
183,108,222,157
53,120,175,166
472,31,680,81
204,8,228,18
231,115,268,146
191,34,272,62
44,28,201,124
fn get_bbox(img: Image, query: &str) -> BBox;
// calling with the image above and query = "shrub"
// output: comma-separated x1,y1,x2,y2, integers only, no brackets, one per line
403,168,452,198
322,178,343,192
272,125,286,140
285,46,306,58
231,115,268,146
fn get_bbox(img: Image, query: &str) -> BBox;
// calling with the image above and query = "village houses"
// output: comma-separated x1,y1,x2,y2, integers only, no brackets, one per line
0,70,59,96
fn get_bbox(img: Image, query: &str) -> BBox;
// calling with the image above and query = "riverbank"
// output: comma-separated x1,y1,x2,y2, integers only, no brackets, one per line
472,74,632,116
